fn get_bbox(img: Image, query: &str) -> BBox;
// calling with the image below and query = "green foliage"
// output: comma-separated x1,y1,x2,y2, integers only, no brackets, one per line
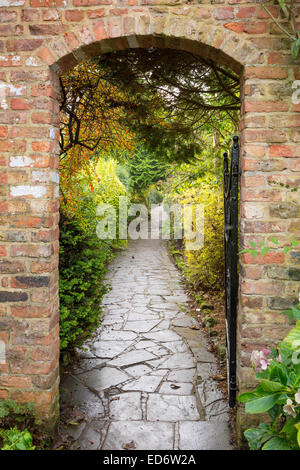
99,48,240,162
255,0,299,59
238,241,300,451
145,188,164,206
164,172,224,292
0,400,35,426
59,215,111,355
116,164,132,193
238,339,300,450
125,146,167,199
0,428,35,451
240,237,299,260
0,400,37,451
59,157,128,358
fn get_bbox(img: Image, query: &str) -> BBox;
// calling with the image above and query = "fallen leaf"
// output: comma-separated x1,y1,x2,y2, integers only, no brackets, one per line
122,440,136,450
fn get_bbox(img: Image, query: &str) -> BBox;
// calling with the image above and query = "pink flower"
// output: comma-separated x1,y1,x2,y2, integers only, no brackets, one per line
251,349,271,372
263,349,271,356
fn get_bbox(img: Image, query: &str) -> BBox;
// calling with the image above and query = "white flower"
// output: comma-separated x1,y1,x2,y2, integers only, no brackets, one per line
295,389,300,405
283,398,297,418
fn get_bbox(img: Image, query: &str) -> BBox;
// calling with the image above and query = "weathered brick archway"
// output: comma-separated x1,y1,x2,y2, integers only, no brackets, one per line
0,1,299,433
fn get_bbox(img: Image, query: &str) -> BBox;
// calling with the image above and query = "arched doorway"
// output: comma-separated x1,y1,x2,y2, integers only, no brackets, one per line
1,7,298,438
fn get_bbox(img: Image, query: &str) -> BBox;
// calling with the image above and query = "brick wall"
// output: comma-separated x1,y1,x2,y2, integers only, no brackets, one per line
0,0,299,432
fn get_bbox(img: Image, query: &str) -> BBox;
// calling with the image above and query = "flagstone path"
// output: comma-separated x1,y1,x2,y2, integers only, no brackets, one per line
60,238,232,450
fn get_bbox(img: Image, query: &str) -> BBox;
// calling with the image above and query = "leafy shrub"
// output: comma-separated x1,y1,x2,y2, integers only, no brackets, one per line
238,240,300,450
116,164,132,193
59,157,128,358
125,146,167,200
165,177,224,292
145,188,164,206
0,400,36,451
95,158,127,207
0,428,35,451
182,182,224,291
59,214,112,356
239,306,300,450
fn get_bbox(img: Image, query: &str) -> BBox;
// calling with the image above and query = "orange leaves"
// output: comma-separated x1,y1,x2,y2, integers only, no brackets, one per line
59,59,138,221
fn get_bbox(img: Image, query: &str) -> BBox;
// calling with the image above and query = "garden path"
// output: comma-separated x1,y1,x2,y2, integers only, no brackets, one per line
60,237,232,450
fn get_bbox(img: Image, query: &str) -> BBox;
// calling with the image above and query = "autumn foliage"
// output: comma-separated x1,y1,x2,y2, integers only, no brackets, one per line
59,60,137,219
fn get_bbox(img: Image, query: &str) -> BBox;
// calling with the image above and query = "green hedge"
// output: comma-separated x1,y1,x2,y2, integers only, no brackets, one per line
59,215,112,357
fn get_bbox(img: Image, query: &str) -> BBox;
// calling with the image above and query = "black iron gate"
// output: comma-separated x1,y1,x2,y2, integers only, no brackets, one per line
223,135,239,408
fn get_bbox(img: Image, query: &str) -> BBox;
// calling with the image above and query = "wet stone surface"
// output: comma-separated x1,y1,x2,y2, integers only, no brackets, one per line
60,238,232,450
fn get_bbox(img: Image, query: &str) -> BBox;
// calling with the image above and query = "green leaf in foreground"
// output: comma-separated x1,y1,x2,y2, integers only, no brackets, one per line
262,437,292,450
245,393,281,414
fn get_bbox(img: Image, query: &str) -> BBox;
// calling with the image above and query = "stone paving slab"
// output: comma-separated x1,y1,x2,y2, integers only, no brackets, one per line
102,421,175,450
179,421,232,450
147,394,200,421
79,367,129,391
123,375,163,392
60,237,232,450
109,393,142,420
159,382,194,395
108,350,156,367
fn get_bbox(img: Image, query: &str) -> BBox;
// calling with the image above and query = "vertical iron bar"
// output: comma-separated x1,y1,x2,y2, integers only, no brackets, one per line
223,137,239,408
229,136,239,407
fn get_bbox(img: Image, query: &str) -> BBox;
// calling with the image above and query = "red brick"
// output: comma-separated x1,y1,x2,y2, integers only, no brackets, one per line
242,251,285,265
32,141,53,152
244,22,267,34
0,10,18,22
65,9,84,21
11,305,52,318
0,140,26,152
269,145,299,158
21,9,40,22
6,39,43,52
245,66,288,79
38,47,55,65
290,159,300,171
243,145,266,157
93,19,107,40
257,5,279,18
31,112,53,125
194,7,211,19
237,6,256,18
0,375,31,388
0,246,7,257
244,100,289,113
30,0,65,6
11,390,55,405
11,98,29,110
225,22,244,33
0,55,21,67
242,280,285,295
0,126,8,138
108,18,122,38
87,8,105,18
215,7,234,19
42,8,61,21
73,0,112,5
31,83,56,98
242,175,265,187
242,189,283,202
